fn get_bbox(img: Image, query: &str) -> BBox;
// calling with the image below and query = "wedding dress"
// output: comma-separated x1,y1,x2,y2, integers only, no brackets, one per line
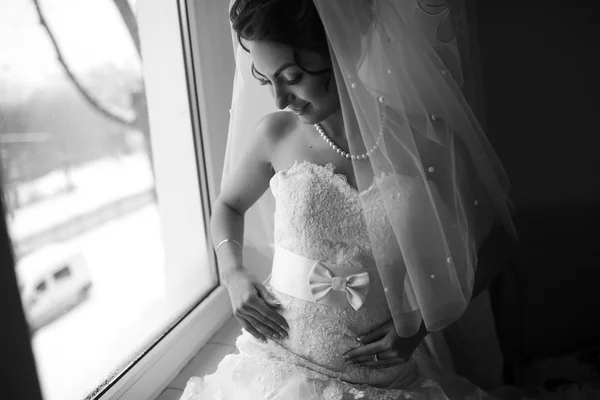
179,161,491,400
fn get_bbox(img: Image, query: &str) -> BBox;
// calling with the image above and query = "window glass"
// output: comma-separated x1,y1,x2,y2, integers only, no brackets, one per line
1,1,216,399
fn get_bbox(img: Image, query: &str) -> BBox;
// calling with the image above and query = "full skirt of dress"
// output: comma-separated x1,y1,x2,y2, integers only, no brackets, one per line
179,285,491,400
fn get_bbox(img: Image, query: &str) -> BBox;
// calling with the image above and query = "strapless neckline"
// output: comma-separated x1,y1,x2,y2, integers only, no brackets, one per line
271,160,381,198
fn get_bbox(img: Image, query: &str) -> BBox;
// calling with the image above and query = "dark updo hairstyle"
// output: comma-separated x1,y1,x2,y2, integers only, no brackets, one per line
229,0,332,87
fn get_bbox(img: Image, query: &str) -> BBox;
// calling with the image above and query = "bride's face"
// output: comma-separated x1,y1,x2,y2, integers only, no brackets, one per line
248,41,340,125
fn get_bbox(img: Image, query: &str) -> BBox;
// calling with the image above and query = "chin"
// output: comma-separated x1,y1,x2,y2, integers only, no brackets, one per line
296,110,328,125
296,114,319,125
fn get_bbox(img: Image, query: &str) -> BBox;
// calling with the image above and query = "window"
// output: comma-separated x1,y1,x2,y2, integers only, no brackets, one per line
53,265,71,280
35,280,48,294
1,0,234,399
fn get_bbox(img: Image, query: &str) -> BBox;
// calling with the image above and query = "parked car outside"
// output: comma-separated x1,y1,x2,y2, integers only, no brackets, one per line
16,244,93,334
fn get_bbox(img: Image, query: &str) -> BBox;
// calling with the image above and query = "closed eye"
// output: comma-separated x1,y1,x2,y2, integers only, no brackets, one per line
257,75,302,86
252,64,270,85
252,64,303,86
285,75,302,85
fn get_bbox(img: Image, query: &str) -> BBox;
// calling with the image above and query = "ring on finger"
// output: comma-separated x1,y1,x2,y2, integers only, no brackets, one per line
373,353,379,362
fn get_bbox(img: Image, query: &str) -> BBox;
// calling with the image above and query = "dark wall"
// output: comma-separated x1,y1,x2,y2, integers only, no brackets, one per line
474,1,599,211
475,1,600,367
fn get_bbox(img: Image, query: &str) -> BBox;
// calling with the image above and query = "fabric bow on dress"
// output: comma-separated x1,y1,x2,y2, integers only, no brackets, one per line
308,262,370,311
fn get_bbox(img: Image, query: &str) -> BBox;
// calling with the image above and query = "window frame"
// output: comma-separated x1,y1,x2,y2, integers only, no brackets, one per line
96,0,234,398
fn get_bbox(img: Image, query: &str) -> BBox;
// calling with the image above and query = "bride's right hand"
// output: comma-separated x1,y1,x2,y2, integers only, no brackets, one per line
224,268,289,342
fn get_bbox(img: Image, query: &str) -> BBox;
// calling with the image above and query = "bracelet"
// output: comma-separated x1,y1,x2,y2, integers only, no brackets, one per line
215,238,242,253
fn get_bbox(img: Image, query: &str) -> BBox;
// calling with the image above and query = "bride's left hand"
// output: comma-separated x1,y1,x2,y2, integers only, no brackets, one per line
342,319,428,369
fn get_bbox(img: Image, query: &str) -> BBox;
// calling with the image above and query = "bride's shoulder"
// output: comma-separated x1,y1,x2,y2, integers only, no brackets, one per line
254,111,298,148
243,112,298,169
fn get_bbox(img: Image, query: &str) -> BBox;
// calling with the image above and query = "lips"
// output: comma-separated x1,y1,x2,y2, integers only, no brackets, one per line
290,104,309,114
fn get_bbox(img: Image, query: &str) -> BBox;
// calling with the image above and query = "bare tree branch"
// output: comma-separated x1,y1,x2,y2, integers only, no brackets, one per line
112,0,141,59
109,1,154,176
32,0,135,127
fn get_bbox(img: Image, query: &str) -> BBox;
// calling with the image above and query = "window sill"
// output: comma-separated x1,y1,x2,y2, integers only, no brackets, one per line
98,286,231,400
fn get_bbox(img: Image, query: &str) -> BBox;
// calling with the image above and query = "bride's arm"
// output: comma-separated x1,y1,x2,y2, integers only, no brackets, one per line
211,113,285,283
211,112,292,342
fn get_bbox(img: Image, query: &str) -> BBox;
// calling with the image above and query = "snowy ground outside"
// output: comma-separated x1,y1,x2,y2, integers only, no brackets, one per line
7,154,214,400
8,153,155,242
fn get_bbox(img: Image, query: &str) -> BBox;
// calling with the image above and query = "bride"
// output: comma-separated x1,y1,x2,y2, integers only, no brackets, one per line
181,0,517,399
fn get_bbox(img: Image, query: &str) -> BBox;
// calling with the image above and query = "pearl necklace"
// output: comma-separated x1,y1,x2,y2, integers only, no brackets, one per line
313,123,383,161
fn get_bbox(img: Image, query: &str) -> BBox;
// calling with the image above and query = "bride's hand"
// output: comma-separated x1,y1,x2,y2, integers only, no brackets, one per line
342,319,427,369
224,268,289,343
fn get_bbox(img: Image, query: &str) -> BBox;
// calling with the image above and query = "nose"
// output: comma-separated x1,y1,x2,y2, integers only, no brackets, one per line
273,85,294,110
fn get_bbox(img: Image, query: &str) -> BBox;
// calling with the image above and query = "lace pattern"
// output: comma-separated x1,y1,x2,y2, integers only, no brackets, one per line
270,161,396,266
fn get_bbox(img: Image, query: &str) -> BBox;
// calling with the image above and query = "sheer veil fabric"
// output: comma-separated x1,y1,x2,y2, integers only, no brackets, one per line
223,0,517,338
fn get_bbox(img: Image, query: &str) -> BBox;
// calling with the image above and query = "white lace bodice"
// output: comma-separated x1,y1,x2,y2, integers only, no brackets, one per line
252,160,416,388
270,160,391,266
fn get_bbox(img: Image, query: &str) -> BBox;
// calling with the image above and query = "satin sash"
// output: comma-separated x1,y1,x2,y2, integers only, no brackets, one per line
269,246,387,310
